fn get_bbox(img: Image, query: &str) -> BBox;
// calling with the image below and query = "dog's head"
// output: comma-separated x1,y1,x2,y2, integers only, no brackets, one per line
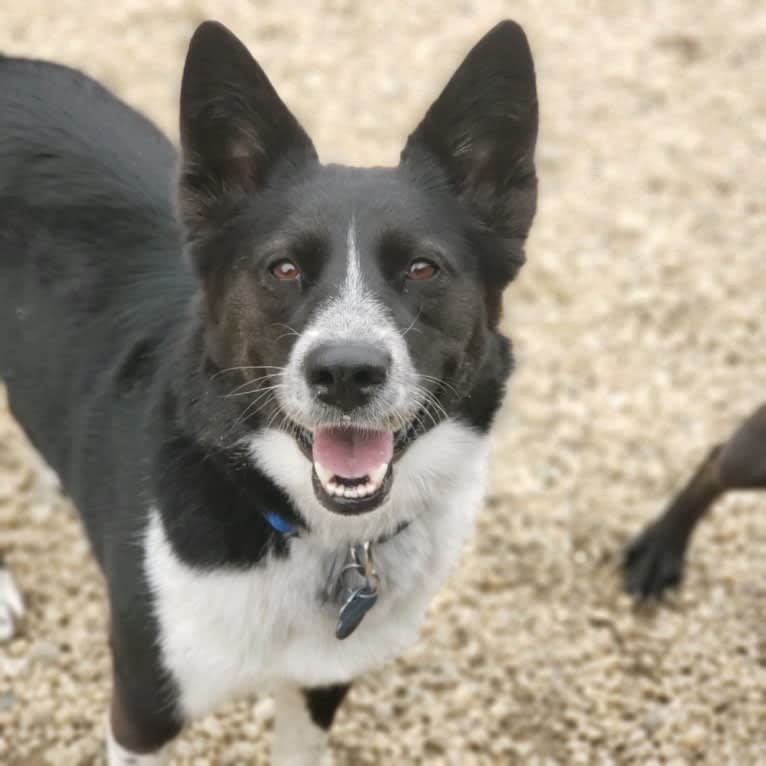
177,21,537,518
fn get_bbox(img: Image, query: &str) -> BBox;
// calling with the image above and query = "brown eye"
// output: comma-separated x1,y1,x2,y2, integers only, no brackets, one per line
270,259,300,281
407,259,438,281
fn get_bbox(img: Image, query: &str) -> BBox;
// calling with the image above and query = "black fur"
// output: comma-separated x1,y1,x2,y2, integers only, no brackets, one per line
303,684,352,730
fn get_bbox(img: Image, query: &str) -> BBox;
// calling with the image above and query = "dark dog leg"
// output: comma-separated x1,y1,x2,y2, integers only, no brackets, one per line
107,685,179,765
106,619,184,765
623,403,766,598
271,683,350,765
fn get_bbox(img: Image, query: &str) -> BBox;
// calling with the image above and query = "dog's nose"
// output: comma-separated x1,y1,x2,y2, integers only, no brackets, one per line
304,343,390,412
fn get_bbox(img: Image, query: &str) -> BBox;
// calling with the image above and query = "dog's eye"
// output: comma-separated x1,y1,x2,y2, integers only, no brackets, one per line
406,259,438,281
270,259,300,281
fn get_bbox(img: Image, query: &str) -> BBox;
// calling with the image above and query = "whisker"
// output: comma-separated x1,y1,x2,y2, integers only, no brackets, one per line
265,403,288,432
223,372,286,398
402,308,423,338
417,373,460,399
223,383,287,400
272,323,301,338
423,388,449,418
419,399,440,430
210,365,286,382
235,390,281,429
412,384,448,428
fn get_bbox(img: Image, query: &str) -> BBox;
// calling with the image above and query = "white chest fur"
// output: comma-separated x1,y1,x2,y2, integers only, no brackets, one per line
144,420,489,721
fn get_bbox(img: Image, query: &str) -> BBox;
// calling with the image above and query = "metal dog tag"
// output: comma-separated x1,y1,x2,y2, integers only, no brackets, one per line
334,541,380,640
336,583,379,640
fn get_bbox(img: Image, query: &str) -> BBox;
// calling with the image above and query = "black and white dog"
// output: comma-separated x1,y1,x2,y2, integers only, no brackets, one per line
0,20,537,764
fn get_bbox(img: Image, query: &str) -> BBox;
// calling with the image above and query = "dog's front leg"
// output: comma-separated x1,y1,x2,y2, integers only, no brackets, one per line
106,716,172,766
272,684,350,766
106,671,180,766
106,617,184,766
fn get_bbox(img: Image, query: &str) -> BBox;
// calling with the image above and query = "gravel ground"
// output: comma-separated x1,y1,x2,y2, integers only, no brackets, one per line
1,1,765,764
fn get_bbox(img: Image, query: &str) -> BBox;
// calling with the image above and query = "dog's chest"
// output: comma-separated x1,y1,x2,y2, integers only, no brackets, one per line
144,445,488,720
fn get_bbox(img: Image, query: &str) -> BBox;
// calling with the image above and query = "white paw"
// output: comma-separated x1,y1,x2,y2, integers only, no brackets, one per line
105,713,171,766
272,688,330,766
0,565,24,642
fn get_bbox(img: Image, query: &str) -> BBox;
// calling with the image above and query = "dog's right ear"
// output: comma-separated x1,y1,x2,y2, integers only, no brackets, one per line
178,22,317,239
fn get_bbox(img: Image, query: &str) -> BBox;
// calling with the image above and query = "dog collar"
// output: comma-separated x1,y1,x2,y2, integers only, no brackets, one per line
265,510,297,536
264,511,409,640
265,510,409,545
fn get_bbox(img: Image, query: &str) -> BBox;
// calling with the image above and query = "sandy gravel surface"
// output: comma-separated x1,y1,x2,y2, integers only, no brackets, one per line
1,1,765,764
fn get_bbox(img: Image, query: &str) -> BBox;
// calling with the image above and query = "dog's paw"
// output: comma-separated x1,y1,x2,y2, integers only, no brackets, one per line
622,522,687,600
0,564,25,641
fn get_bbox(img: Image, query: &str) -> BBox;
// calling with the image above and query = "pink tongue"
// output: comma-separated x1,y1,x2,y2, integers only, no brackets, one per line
313,427,394,479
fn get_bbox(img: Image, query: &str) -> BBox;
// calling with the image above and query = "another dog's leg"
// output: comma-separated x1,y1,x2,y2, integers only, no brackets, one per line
0,553,24,641
623,444,724,598
272,684,350,766
716,404,766,488
624,403,766,598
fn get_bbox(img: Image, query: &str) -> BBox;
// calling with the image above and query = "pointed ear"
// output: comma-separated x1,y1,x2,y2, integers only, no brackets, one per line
178,21,317,234
401,21,538,280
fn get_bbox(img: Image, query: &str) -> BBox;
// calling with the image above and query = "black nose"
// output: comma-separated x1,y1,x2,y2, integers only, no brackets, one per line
304,343,391,412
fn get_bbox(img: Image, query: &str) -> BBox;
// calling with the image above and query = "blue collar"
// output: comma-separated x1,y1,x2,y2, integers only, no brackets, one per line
265,509,410,544
265,510,298,536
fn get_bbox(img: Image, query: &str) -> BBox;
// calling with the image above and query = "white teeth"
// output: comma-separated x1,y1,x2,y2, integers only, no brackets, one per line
369,462,388,488
313,461,392,500
314,462,333,487
318,479,378,499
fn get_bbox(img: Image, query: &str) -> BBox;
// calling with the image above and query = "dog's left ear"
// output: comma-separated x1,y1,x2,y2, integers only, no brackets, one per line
401,21,538,282
178,21,317,238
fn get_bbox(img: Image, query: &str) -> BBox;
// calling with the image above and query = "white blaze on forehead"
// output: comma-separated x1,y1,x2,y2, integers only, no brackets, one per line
344,215,364,299
276,213,419,429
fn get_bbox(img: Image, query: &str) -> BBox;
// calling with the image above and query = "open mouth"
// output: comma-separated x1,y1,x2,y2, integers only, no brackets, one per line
287,407,432,515
291,420,422,515
310,426,394,515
